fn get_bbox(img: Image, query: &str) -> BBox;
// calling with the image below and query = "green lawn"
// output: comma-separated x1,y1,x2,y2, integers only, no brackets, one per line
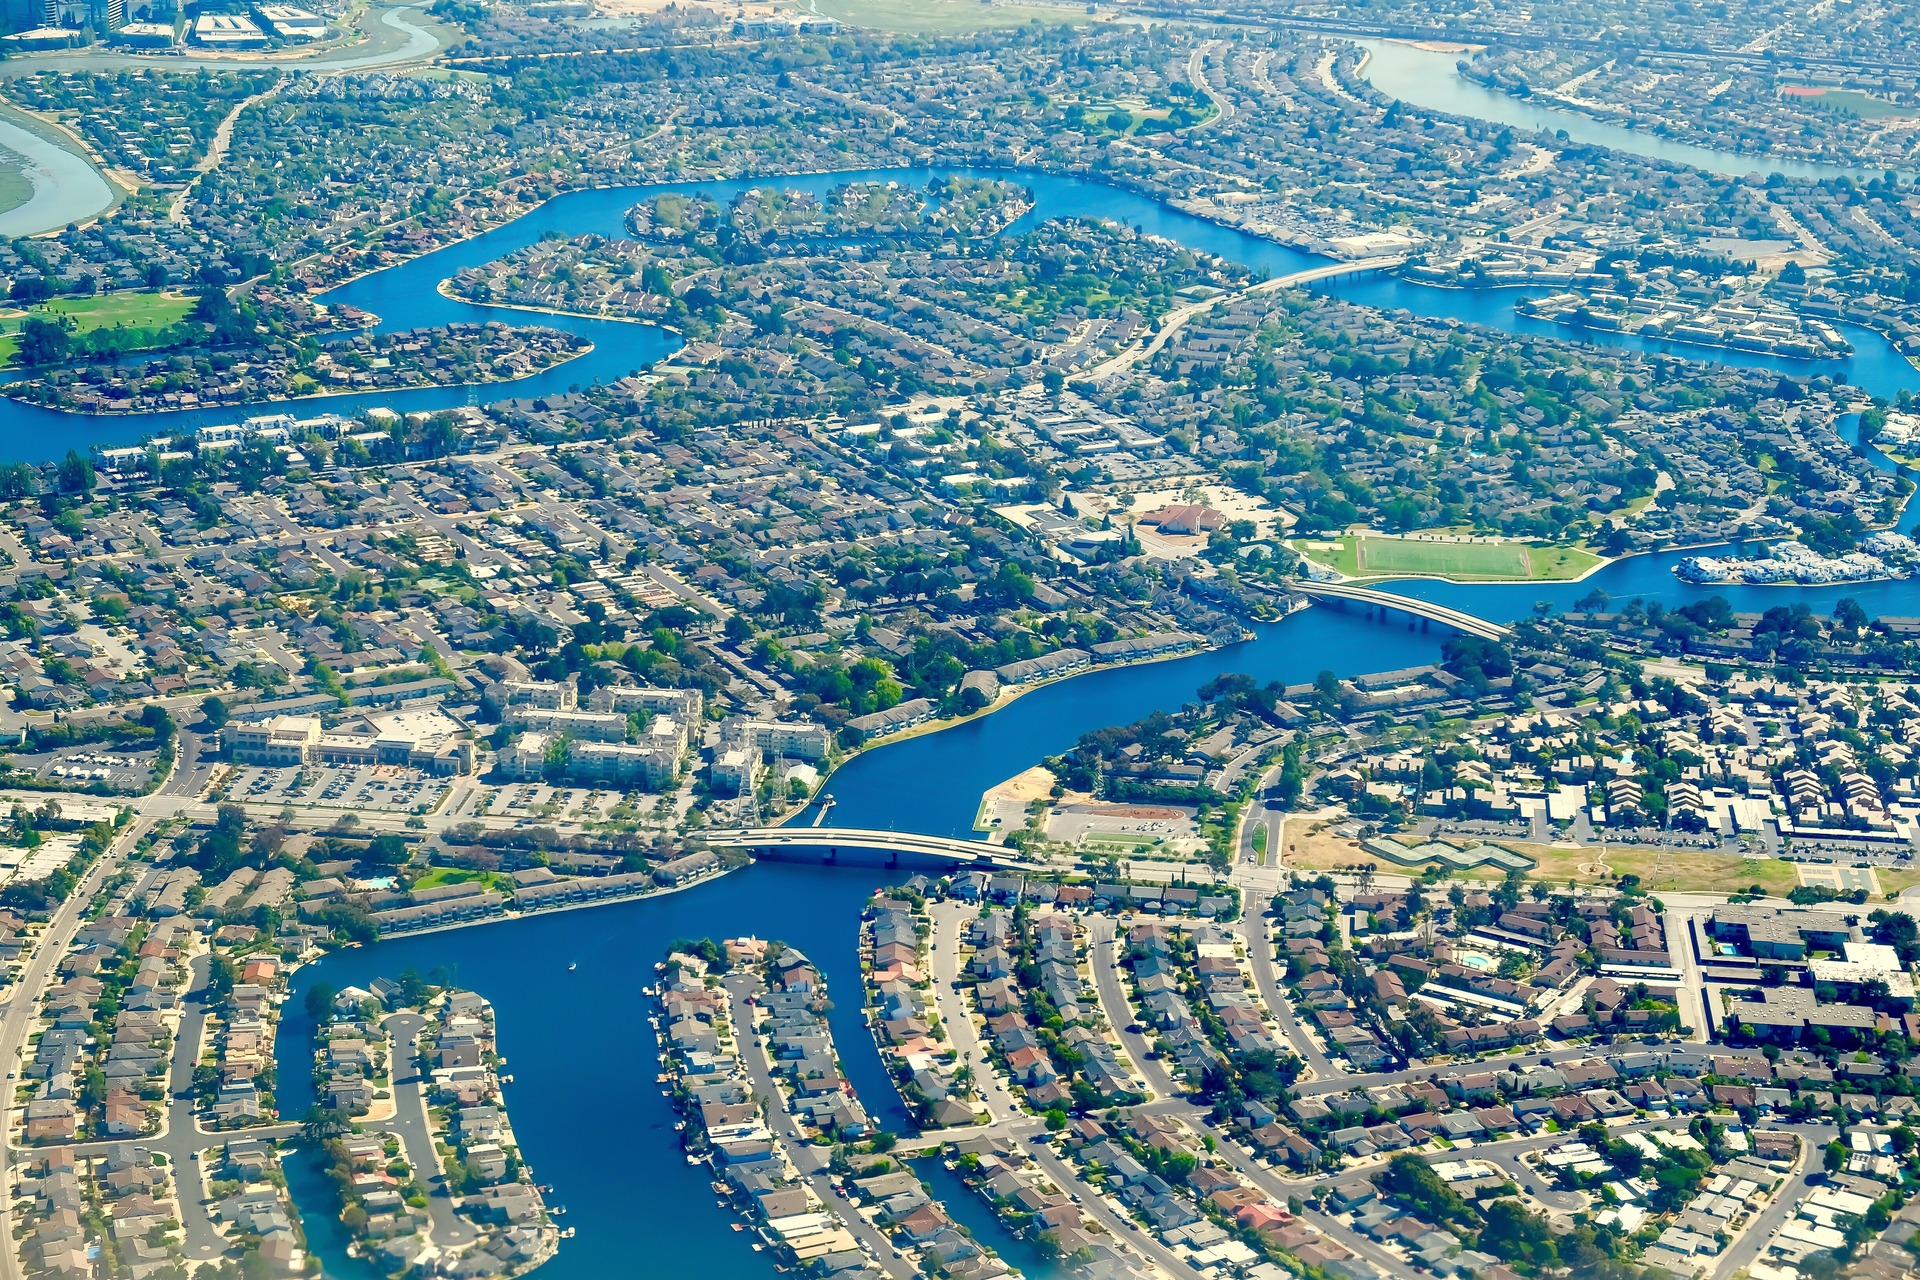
1292,533,1605,582
38,291,195,331
812,0,1089,33
410,867,508,892
0,289,194,366
1788,88,1912,120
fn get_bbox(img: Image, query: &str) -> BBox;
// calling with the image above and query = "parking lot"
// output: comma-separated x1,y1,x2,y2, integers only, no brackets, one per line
221,763,450,813
461,784,618,822
9,745,159,792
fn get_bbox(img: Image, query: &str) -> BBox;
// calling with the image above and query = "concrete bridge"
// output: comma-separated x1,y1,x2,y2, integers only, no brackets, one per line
706,826,1041,871
1293,580,1512,642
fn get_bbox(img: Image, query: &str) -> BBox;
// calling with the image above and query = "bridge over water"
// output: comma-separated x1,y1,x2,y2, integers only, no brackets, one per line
1293,580,1512,642
706,826,1042,871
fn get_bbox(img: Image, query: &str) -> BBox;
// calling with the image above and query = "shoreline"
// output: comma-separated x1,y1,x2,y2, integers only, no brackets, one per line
434,277,687,334
348,859,743,942
3,338,598,419
789,636,1247,830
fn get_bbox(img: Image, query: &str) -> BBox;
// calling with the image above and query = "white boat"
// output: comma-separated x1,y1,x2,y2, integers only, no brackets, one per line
568,963,577,972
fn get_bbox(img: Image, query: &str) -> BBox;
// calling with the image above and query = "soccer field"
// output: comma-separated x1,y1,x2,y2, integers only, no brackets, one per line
1355,537,1532,578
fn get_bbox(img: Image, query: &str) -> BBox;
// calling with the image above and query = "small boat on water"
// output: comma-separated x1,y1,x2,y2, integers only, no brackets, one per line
686,1154,703,1165
568,962,577,972
732,1223,744,1232
501,1074,514,1084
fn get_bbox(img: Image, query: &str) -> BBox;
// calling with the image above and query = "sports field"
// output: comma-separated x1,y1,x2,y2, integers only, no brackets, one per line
0,290,193,365
1293,533,1604,582
1358,536,1532,577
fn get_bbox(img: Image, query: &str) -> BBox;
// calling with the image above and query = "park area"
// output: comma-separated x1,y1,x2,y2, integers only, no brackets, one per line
1781,86,1914,120
0,290,195,366
1291,533,1605,582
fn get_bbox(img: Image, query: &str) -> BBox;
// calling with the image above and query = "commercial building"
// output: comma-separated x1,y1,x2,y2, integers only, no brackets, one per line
191,12,266,44
223,715,320,766
109,19,173,44
223,709,474,774
254,2,323,38
1808,941,1917,1009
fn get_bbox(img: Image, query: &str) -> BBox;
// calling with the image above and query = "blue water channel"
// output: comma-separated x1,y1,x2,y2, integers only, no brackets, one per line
7,159,1914,458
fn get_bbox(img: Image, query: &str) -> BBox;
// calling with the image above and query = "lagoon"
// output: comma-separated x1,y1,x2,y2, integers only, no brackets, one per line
1353,40,1918,184
0,112,114,238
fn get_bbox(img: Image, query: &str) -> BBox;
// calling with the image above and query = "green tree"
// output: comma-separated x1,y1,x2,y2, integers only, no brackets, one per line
1478,1198,1557,1266
18,316,71,366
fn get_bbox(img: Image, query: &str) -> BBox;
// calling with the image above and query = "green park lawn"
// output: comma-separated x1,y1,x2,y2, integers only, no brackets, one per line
1292,533,1605,582
410,867,509,893
1789,88,1912,120
0,289,194,365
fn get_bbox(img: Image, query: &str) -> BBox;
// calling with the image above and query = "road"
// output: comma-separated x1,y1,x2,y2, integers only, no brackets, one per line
383,1012,476,1250
1085,916,1178,1102
156,954,230,1264
169,82,285,223
1229,874,1336,1080
0,809,160,1280
1713,1131,1820,1280
923,903,1020,1124
1028,1143,1209,1280
1080,257,1406,382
